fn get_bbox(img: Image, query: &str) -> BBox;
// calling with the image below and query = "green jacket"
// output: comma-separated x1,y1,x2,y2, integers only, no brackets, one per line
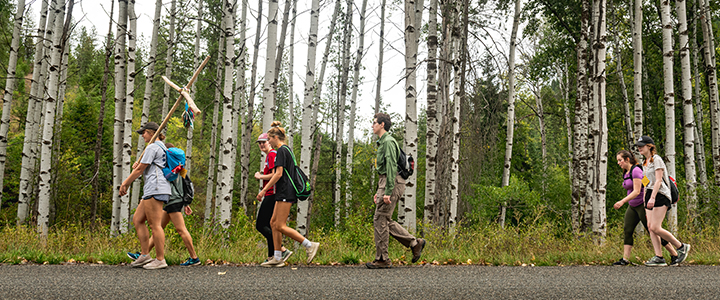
376,132,399,196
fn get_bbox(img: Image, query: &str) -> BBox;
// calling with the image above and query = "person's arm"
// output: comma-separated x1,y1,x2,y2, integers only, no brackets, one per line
119,163,149,196
384,141,398,196
257,166,283,201
614,178,643,209
254,169,275,180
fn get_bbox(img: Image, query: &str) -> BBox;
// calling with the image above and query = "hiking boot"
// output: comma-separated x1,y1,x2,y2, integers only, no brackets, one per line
306,242,320,264
130,254,153,267
675,243,690,265
143,259,168,270
644,256,667,267
411,238,426,263
180,257,201,266
260,257,286,268
281,250,294,263
126,252,140,261
366,259,392,269
612,258,630,266
669,255,679,266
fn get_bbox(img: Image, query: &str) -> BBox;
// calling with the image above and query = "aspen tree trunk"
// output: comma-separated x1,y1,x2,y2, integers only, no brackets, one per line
0,0,26,206
51,31,70,224
263,0,279,132
297,0,321,236
92,0,115,223
287,0,297,150
345,0,368,215
38,0,65,237
217,0,236,228
402,0,421,232
424,0,439,225
375,0,386,114
273,0,292,148
633,0,643,142
691,0,707,187
188,0,203,173
111,0,129,236
18,0,51,225
573,0,590,232
660,0,678,232
500,0,522,229
448,3,462,232
313,0,342,134
232,0,247,213
334,0,352,226
239,0,263,219
533,89,547,192
615,48,634,150
121,0,137,230
132,0,162,207
676,0,698,218
162,0,177,118
700,0,720,186
592,0,608,243
563,64,573,181
206,9,226,223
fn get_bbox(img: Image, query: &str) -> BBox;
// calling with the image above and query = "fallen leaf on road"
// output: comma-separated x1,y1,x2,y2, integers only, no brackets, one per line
218,271,226,275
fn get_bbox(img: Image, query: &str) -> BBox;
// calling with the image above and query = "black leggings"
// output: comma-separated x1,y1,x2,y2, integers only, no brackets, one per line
256,194,277,257
623,204,669,247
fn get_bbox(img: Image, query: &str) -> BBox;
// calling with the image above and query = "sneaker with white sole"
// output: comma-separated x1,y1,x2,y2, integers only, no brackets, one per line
260,257,286,268
644,256,667,267
281,250,293,263
306,242,320,264
180,257,201,266
126,252,140,261
675,243,690,265
130,254,153,267
143,259,168,270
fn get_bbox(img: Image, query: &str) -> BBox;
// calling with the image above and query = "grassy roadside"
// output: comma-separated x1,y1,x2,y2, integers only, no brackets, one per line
2,215,719,267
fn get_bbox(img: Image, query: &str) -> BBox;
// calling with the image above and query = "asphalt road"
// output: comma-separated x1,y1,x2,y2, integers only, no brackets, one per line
1,264,720,299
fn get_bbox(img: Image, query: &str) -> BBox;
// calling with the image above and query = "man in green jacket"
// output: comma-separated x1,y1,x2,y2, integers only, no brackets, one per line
366,113,426,269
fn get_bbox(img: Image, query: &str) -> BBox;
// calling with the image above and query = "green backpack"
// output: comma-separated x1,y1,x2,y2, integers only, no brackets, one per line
281,145,312,201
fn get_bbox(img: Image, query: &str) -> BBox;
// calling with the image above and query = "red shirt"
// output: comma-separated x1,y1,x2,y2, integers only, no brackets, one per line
263,150,277,196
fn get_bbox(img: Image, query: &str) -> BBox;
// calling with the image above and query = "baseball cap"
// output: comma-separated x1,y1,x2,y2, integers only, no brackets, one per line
257,133,269,142
136,121,160,134
635,135,654,147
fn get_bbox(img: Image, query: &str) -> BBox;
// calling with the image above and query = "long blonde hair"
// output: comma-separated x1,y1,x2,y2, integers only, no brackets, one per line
642,143,657,165
267,121,286,141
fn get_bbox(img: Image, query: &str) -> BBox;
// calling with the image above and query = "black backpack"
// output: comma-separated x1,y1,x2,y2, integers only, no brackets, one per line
181,174,195,206
281,145,312,201
395,141,414,180
663,176,679,204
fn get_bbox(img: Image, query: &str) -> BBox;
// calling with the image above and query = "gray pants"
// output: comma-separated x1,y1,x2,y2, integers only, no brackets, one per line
374,174,417,261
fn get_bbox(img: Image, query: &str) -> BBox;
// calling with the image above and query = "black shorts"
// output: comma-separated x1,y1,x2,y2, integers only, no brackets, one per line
164,202,184,213
644,190,672,210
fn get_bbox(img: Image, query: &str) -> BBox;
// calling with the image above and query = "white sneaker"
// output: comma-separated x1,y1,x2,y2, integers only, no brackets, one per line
260,257,286,268
306,242,320,264
130,254,153,267
143,259,168,270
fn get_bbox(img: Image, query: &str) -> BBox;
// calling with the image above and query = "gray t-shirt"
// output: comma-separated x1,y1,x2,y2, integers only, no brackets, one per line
140,141,171,198
643,154,671,200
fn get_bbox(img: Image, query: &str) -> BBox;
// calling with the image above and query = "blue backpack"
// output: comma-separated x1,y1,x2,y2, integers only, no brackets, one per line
155,142,186,182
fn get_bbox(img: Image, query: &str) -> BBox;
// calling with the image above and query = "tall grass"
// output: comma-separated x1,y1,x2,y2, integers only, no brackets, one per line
2,210,719,266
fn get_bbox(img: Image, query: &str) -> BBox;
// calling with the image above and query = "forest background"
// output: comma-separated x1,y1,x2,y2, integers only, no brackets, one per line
1,0,720,266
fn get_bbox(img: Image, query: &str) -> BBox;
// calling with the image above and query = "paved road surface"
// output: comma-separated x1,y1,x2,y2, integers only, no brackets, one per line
1,264,719,299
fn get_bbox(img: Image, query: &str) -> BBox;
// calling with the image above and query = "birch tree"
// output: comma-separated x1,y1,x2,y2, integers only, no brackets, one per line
263,0,279,131
500,0,522,228
632,0,643,142
692,0,707,187
217,0,236,228
615,47,633,150
346,0,368,214
187,0,203,173
700,0,720,186
402,0,422,232
424,0,439,225
375,0,386,115
121,0,137,229
287,0,298,149
572,0,590,232
334,0,352,226
162,0,177,118
676,0,698,217
297,0,321,236
111,0,129,236
38,0,65,237
206,5,226,222
660,0,677,232
273,0,292,148
0,0,26,206
232,0,247,212
132,0,163,207
448,0,463,232
591,0,607,243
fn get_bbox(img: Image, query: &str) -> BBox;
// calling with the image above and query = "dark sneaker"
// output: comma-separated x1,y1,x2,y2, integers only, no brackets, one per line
644,256,667,267
612,258,629,266
281,249,294,263
180,257,201,266
126,252,140,261
675,243,690,265
365,259,392,269
411,239,426,263
669,255,679,266
130,254,153,267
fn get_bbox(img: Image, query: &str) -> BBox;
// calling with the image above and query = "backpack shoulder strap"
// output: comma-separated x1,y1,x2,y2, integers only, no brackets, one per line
282,145,297,166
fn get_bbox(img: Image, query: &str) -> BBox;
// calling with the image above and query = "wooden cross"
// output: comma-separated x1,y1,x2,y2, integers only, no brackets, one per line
135,55,211,164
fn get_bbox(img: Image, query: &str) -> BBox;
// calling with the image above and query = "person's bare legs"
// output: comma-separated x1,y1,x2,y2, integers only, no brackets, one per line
145,198,166,260
168,212,198,259
148,212,171,251
646,207,682,257
133,201,150,255
270,202,306,250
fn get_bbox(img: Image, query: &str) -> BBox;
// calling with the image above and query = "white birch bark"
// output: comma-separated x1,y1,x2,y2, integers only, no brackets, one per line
676,0,698,216
591,0,607,243
120,0,137,232
263,0,279,132
272,0,292,149
188,0,203,173
161,0,176,118
287,0,297,150
573,0,590,232
401,0,421,232
312,0,342,135
232,0,247,213
632,0,643,141
345,0,368,216
37,0,65,237
500,0,522,228
18,0,51,225
615,48,633,150
111,0,128,236
334,0,352,227
660,0,677,232
132,0,162,208
297,0,321,236
0,0,26,206
375,0,386,115
238,0,252,215
424,0,438,225
700,0,720,186
448,0,462,233
692,0,707,186
206,7,226,223
217,0,236,228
